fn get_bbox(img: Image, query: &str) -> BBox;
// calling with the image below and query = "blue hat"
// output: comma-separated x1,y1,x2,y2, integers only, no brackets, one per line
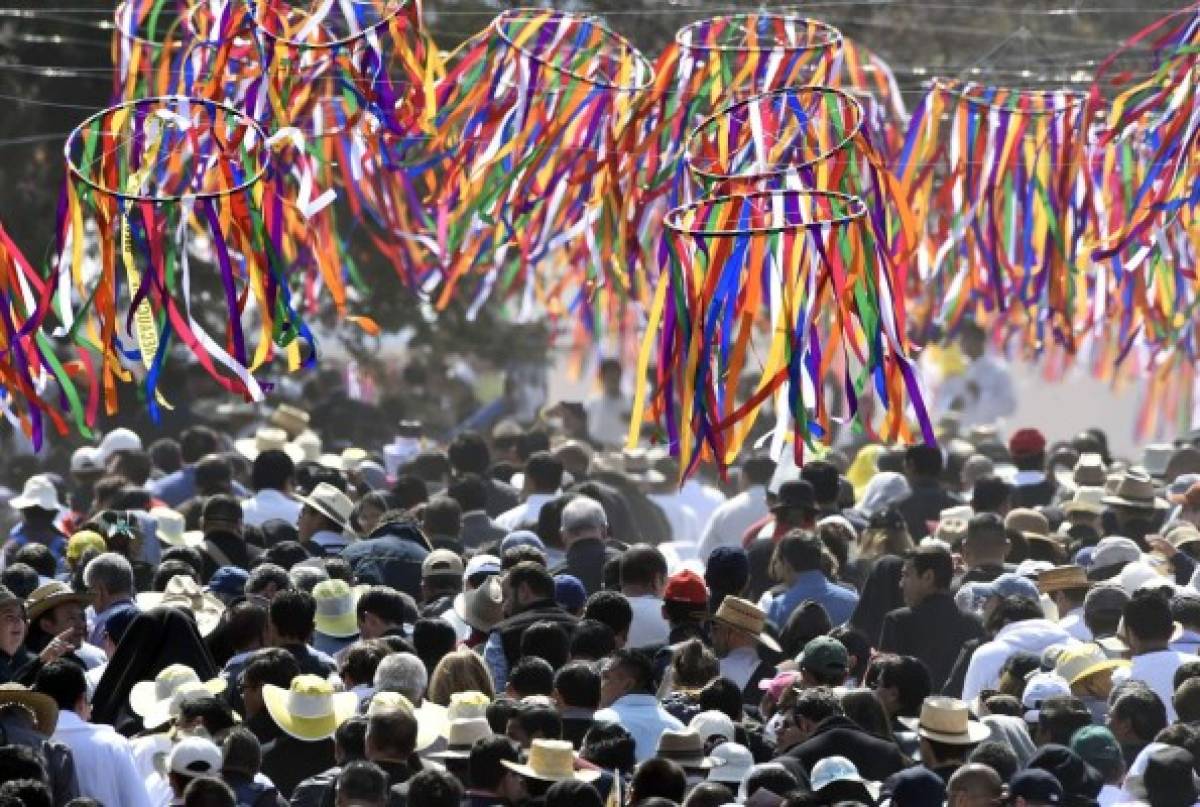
887,765,945,807
553,575,587,613
500,530,545,555
1009,769,1064,805
705,546,750,590
100,603,140,645
206,566,249,597
980,572,1040,602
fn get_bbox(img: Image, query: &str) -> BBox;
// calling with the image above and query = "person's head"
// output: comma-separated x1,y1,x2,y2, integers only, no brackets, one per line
365,704,419,763
251,450,294,494
224,600,268,654
177,691,237,735
350,492,391,538
506,703,562,748
82,552,135,612
839,688,893,740
582,590,633,647
503,562,556,618
267,589,316,645
945,763,1003,807
341,640,390,690
599,649,654,707
800,460,841,508
773,530,824,582
797,635,850,688
507,656,555,699
671,639,720,691
682,783,734,807
741,455,776,490
448,432,492,476
470,735,526,802
967,741,1019,782
13,544,55,578
180,427,220,464
245,563,291,600
1123,589,1175,653
962,513,1010,567
629,758,686,805
901,546,954,607
220,726,263,780
334,760,388,807
374,652,428,704
569,619,617,661
0,587,26,656
423,496,462,542
619,544,668,596
1070,725,1125,785
201,494,244,540
1108,684,1168,746
545,780,603,807
194,454,234,496
240,648,300,718
356,586,414,639
407,769,464,807
560,497,608,548
0,565,39,600
1036,696,1093,747
553,661,600,711
872,654,933,718
970,476,1012,515
427,648,494,706
789,687,842,744
520,620,571,670
580,722,637,776
413,617,458,677
33,659,87,717
904,444,943,481
180,778,235,807
524,452,564,495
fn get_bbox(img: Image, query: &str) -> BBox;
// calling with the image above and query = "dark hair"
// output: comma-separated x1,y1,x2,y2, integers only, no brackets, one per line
263,541,309,570
672,639,719,690
1037,696,1093,746
502,545,547,570
965,512,1009,547
336,715,369,762
447,473,489,513
13,544,55,578
776,531,825,573
162,545,206,578
606,649,655,694
357,586,415,626
618,546,668,591
366,703,419,757
336,760,387,805
1176,660,1200,692
682,783,735,807
800,461,840,505
523,452,564,493
630,758,687,804
1172,595,1200,630
1124,589,1175,643
448,433,491,475
153,561,197,591
470,735,521,790
1176,679,1200,724
793,687,844,724
905,444,943,478
391,475,429,509
779,600,832,660
1112,687,1169,742
111,452,153,486
244,564,289,598
268,589,316,641
555,662,601,710
407,768,464,807
512,704,563,742
509,657,556,698
967,741,1019,782
413,618,458,678
0,780,50,807
223,600,268,653
697,677,744,722
33,659,86,711
829,625,872,684
905,547,954,591
507,561,555,601
0,746,46,788
875,655,932,717
423,496,462,538
0,564,39,599
991,596,1045,630
486,698,519,735
242,647,301,690
251,450,295,492
581,722,637,776
982,694,1023,718
195,455,233,494
221,726,262,778
741,455,777,487
570,620,617,661
744,764,799,800
583,591,633,637
519,621,571,670
342,641,390,688
149,438,183,474
178,691,237,735
971,477,1013,513
181,427,220,464
546,780,603,807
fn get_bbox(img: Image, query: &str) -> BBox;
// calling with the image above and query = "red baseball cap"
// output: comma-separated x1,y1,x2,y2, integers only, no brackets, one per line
1009,428,1047,459
663,570,708,606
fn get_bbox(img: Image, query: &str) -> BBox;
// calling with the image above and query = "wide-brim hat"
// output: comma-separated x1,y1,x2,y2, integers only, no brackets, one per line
1038,565,1090,594
712,596,781,653
151,507,204,549
454,576,504,633
269,404,311,438
1102,472,1169,511
312,580,360,638
26,582,92,622
426,718,494,760
235,427,304,464
654,730,714,769
9,476,65,512
502,740,601,783
900,697,990,745
1064,487,1106,516
367,691,447,751
0,683,58,734
264,675,358,741
298,482,354,529
130,672,227,729
137,576,225,636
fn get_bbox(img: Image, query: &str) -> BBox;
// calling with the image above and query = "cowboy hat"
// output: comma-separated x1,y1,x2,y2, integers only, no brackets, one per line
712,596,782,653
501,739,601,783
130,664,228,729
654,730,714,769
264,675,358,742
454,576,504,633
9,476,64,512
0,683,58,734
446,691,492,721
1005,508,1055,545
151,507,204,549
25,582,91,622
1038,566,1090,595
269,404,310,438
137,576,225,636
1053,643,1130,687
900,697,990,745
1064,487,1106,516
426,718,494,760
298,483,354,529
235,428,304,464
1102,471,1169,511
312,579,360,638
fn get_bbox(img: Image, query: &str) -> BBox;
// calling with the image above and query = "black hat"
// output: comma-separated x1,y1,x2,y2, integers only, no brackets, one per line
1026,745,1103,801
771,480,816,513
1010,769,1064,805
1145,746,1200,807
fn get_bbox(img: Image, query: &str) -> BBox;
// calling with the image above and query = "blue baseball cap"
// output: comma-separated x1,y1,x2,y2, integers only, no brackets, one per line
1009,768,1063,805
553,575,587,613
980,572,1041,602
206,566,249,597
500,530,545,555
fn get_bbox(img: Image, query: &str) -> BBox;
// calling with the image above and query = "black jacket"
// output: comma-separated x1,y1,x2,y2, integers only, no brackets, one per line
897,480,961,540
460,512,507,550
485,479,521,519
552,538,621,595
878,592,985,691
496,599,578,667
261,734,336,799
785,715,910,782
1010,478,1057,508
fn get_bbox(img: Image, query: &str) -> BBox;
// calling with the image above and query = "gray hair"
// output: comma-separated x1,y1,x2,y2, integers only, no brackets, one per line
289,563,329,594
560,496,607,533
83,552,135,595
373,652,428,704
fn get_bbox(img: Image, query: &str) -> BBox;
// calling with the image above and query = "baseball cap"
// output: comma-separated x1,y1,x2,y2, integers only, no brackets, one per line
464,554,501,581
705,546,750,592
422,549,465,580
1070,726,1123,773
70,446,104,474
553,575,587,613
1009,768,1063,805
166,735,223,779
979,572,1040,602
689,710,736,744
798,636,849,676
887,765,945,807
1022,672,1072,722
1088,537,1142,578
663,570,708,606
206,566,249,597
98,428,142,462
757,671,800,702
499,531,545,554
1010,428,1048,459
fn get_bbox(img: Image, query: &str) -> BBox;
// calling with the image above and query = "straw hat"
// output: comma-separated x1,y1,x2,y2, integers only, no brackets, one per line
455,576,504,633
1038,565,1089,595
1053,643,1129,686
1166,523,1200,551
290,432,322,463
0,683,58,734
501,739,601,783
25,581,92,622
367,691,446,751
235,427,302,463
298,483,354,529
151,507,203,549
137,576,225,636
9,476,64,512
712,596,781,652
1064,487,1106,516
1102,471,1168,511
264,675,358,741
427,718,494,760
312,579,360,638
900,697,990,745
447,691,492,721
130,664,227,729
1006,508,1054,545
269,404,310,439
654,730,714,769
1074,454,1108,487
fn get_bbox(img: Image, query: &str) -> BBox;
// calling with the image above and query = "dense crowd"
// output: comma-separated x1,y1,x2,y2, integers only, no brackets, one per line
4,376,1200,807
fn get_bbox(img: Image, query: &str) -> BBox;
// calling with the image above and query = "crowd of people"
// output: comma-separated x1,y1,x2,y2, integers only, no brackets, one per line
4,382,1200,807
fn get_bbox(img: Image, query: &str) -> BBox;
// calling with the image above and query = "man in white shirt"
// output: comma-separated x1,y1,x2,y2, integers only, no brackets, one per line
619,545,670,649
697,454,776,562
594,648,683,761
1110,590,1192,722
241,450,302,528
495,452,563,532
933,321,1017,429
36,659,152,807
584,358,630,449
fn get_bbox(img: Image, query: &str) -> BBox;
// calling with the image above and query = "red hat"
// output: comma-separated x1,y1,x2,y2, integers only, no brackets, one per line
1009,428,1047,459
663,570,708,606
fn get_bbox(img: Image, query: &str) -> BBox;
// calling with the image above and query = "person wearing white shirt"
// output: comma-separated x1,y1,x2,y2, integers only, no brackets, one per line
584,358,631,449
594,649,683,761
241,451,302,527
1043,568,1093,642
37,659,152,807
495,452,563,532
696,455,776,562
932,322,1017,429
1109,591,1192,722
620,545,671,648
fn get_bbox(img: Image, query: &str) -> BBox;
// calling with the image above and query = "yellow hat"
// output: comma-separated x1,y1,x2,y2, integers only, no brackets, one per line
66,531,107,563
312,580,359,638
263,675,357,742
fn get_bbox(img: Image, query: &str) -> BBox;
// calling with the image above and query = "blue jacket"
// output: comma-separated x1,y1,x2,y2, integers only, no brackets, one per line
340,523,430,600
766,570,859,630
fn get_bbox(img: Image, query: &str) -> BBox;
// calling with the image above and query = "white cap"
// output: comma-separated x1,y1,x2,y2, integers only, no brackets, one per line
166,735,223,778
1091,537,1142,571
1022,672,1071,722
689,710,736,745
1118,561,1162,594
706,742,754,784
98,428,142,463
464,554,501,580
70,446,104,474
